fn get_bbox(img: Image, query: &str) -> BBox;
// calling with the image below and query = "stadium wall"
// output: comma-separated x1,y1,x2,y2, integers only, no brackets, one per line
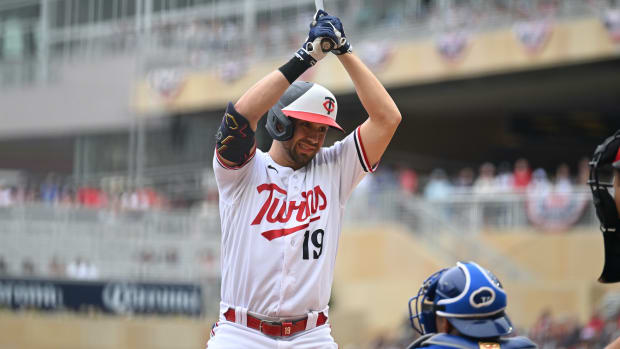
133,17,620,116
0,226,617,348
0,54,136,139
1,17,616,139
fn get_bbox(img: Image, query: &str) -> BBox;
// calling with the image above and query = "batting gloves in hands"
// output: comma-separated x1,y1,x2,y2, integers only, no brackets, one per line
315,12,352,55
296,10,341,65
278,10,343,84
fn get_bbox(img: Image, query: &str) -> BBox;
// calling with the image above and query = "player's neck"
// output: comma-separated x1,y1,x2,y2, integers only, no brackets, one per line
268,141,305,171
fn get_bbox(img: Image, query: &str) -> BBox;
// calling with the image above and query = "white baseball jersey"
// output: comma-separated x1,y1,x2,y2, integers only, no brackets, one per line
213,127,376,318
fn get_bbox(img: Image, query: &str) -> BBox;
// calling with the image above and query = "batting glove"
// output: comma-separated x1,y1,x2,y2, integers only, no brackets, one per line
316,13,352,55
296,10,341,65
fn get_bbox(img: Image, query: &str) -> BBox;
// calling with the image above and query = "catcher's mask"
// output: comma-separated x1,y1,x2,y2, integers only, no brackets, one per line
589,129,620,283
265,81,343,141
408,261,513,339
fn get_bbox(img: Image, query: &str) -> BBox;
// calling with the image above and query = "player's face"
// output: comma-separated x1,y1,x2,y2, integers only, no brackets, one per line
284,119,328,167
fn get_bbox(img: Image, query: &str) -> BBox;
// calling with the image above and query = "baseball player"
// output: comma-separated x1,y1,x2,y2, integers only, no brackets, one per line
407,261,537,349
207,10,401,349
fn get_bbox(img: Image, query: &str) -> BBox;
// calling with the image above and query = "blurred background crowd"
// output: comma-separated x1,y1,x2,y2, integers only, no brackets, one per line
0,156,591,209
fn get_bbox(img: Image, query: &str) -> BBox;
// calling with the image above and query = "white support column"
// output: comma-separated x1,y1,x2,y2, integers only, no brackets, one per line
37,0,50,83
243,0,256,39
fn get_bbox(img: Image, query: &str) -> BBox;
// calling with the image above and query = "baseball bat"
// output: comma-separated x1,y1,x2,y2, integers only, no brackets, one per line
314,0,336,52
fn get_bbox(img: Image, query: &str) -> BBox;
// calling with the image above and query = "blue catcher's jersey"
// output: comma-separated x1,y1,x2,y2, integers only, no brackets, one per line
407,333,537,349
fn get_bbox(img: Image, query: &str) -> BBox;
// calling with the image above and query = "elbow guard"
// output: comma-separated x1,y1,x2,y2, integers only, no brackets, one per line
215,102,256,165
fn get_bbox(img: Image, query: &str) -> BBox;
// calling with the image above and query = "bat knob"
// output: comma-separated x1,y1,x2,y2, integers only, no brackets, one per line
320,38,335,52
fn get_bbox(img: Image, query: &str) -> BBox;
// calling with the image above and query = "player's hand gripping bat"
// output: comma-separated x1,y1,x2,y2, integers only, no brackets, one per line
314,0,336,52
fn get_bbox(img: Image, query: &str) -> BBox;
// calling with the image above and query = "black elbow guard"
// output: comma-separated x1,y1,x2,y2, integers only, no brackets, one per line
215,102,256,165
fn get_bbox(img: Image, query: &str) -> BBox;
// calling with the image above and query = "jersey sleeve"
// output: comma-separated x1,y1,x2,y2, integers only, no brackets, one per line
324,126,378,204
212,148,260,205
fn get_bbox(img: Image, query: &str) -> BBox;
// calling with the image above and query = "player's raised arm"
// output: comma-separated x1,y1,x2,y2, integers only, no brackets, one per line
315,14,401,168
215,11,341,168
232,10,340,131
338,53,401,167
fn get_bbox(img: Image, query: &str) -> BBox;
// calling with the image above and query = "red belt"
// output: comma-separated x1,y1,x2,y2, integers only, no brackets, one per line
223,308,328,337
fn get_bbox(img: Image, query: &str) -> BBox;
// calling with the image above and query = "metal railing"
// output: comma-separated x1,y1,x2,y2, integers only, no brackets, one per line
345,187,597,279
0,188,599,308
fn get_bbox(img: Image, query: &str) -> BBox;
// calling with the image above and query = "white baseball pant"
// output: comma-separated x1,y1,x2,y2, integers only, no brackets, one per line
206,321,338,349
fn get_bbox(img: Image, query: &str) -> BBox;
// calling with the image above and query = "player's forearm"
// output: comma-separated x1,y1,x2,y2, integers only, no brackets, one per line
234,70,291,131
606,335,620,349
234,14,339,129
337,53,401,127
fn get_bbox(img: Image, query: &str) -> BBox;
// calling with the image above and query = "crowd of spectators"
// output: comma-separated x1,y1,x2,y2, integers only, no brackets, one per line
420,157,590,200
528,306,620,349
0,156,592,213
0,254,99,281
0,174,169,211
142,0,600,76
354,157,590,200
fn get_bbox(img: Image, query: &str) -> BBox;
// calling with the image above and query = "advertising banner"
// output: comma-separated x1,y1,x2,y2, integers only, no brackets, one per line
0,278,203,316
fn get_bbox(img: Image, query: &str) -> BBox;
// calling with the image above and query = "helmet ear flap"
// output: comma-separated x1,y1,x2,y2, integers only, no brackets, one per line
266,107,294,141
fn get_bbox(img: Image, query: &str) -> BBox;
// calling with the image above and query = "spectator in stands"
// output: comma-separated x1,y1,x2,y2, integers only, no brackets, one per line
165,248,178,265
121,187,165,211
424,168,452,200
66,257,99,280
473,162,497,195
583,311,606,341
398,166,419,196
0,256,7,275
76,186,108,209
453,166,474,193
40,173,60,204
84,259,99,280
372,166,399,192
513,158,532,191
495,161,514,192
554,163,573,194
529,308,553,344
59,185,75,206
198,248,218,279
559,315,582,348
527,168,551,196
48,255,65,278
0,181,13,206
21,258,35,276
22,181,38,202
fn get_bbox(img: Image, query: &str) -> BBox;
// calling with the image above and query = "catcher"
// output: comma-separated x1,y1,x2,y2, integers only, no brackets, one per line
406,261,537,349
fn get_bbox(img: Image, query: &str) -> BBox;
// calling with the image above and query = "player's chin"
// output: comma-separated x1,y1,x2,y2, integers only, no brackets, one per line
293,149,316,165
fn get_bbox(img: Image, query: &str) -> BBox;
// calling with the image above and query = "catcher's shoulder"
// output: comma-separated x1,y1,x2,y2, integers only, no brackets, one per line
407,333,537,349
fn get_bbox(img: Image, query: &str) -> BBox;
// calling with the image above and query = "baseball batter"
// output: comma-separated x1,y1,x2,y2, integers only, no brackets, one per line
207,11,401,348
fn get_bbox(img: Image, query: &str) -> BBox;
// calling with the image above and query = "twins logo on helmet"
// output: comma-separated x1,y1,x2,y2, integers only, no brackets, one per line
323,97,336,115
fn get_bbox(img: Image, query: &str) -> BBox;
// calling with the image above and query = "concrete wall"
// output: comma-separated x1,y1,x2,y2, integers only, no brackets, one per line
0,54,137,139
0,226,618,348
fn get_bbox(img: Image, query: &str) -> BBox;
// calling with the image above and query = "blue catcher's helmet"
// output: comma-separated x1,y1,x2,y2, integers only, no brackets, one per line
408,261,513,339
